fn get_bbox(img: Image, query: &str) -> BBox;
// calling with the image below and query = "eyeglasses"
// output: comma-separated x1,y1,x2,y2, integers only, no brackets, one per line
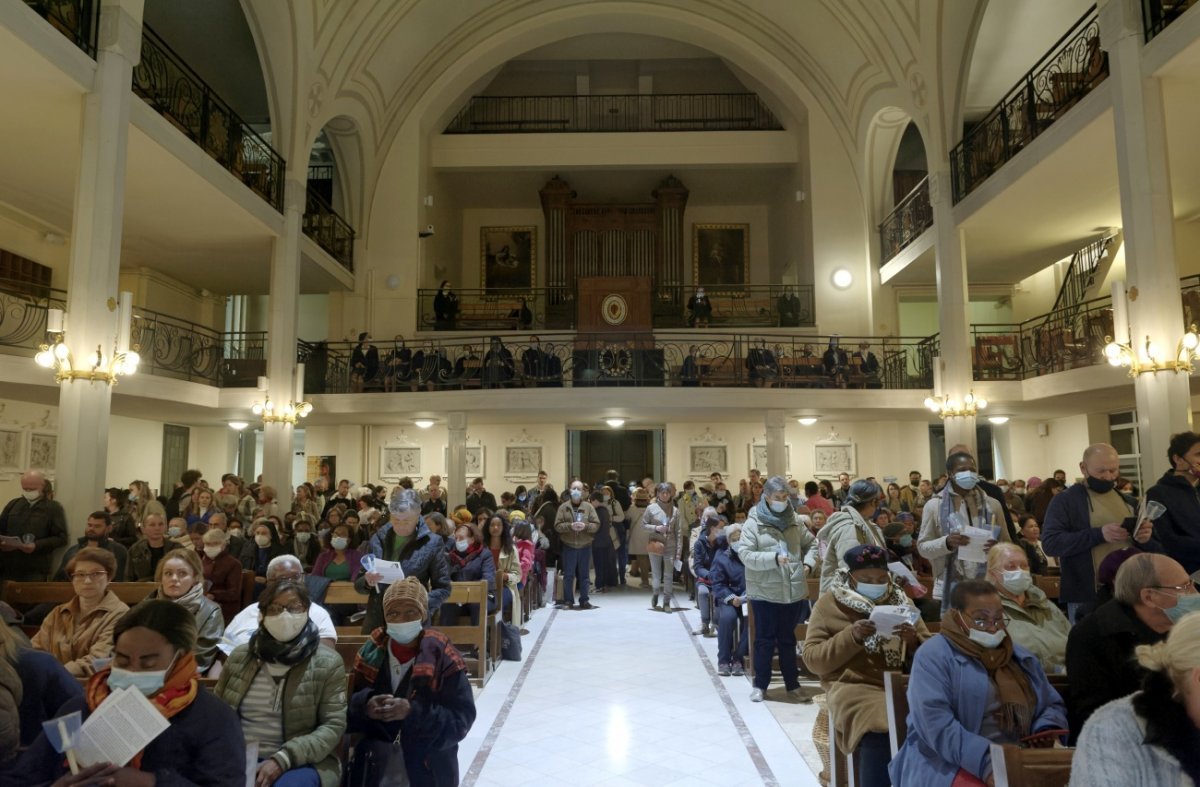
963,614,1011,631
264,603,307,615
1151,582,1199,597
70,571,108,583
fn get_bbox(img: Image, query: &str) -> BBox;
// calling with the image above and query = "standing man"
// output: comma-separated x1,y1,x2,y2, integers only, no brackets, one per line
554,480,600,610
0,469,68,581
898,470,923,513
947,442,1020,542
54,511,129,581
322,478,355,518
465,478,497,516
1146,431,1200,574
1043,443,1160,623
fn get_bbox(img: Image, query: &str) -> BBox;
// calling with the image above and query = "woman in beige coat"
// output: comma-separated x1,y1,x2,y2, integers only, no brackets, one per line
803,544,930,787
31,547,129,676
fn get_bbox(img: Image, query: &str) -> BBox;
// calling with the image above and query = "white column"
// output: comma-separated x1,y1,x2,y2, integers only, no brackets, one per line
765,410,787,479
446,413,467,508
1101,0,1192,470
55,0,144,537
260,178,305,503
929,169,977,455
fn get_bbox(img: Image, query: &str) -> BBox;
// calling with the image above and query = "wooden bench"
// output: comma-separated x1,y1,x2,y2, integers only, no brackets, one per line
706,296,775,326
452,301,524,331
3,581,159,630
1034,575,1060,601
990,743,1073,787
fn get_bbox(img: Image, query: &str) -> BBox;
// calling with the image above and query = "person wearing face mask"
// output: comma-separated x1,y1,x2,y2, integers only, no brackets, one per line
1146,430,1200,575
710,522,748,676
215,579,347,787
1043,443,1160,624
1071,612,1200,787
984,543,1069,674
1064,553,1197,743
285,517,321,571
917,451,1010,612
737,476,820,703
890,580,1067,787
639,482,684,612
347,577,476,786
433,279,459,330
687,286,712,327
241,518,288,592
692,513,726,636
134,549,224,675
21,601,245,786
554,481,601,610
817,479,886,594
0,469,68,581
804,545,929,787
200,527,244,625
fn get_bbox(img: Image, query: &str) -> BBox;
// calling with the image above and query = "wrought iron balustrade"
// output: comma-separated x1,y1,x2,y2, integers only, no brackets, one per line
300,332,931,394
23,0,97,56
415,284,815,332
971,296,1114,381
303,186,355,272
131,308,266,386
879,176,933,263
445,93,783,134
950,7,1107,203
0,277,67,352
132,25,286,211
1143,0,1198,40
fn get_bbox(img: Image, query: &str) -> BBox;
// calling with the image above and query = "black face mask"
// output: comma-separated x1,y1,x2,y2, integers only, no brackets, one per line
1086,476,1115,494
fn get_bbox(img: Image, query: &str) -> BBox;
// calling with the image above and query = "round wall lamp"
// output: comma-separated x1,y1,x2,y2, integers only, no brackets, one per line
605,418,626,428
797,417,819,426
413,419,435,429
831,269,853,290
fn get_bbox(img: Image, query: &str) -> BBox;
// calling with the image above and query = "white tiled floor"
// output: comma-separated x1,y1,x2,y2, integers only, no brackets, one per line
458,583,822,787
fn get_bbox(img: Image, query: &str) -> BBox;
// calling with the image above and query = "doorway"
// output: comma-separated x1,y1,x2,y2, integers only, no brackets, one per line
160,424,190,496
928,424,994,480
570,429,661,487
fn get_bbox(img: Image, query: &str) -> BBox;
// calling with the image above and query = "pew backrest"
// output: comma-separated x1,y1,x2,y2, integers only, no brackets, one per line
990,743,1074,787
3,581,158,610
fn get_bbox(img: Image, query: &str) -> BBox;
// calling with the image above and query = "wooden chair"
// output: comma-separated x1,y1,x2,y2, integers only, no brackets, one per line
990,744,1074,787
883,671,910,756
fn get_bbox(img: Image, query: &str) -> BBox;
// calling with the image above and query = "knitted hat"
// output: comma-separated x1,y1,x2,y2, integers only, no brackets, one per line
843,544,889,571
451,507,472,525
1026,476,1042,489
383,577,428,621
509,510,526,522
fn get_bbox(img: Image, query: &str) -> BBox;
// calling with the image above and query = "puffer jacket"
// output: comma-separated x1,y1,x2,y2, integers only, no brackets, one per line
355,519,451,631
817,507,887,593
736,503,817,604
710,545,745,604
136,588,224,673
215,644,347,787
692,532,723,584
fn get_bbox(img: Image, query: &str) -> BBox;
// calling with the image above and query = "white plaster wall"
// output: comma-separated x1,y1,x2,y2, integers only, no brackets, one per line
996,415,1091,484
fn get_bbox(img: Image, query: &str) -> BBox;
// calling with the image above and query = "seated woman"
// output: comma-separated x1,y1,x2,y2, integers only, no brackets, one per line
485,512,522,624
804,545,929,787
348,578,476,786
985,543,1069,674
890,579,1068,787
285,515,320,571
440,521,497,626
0,615,80,750
1016,514,1050,574
1071,611,1200,786
19,601,245,785
311,524,365,626
200,526,244,625
240,517,287,591
136,548,224,675
31,547,129,677
215,579,347,787
710,523,747,677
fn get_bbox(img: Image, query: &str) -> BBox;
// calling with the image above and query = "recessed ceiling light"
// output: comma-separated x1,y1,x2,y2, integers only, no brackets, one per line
605,418,626,428
227,421,249,431
413,419,435,429
987,416,1010,425
797,417,819,426
831,268,853,289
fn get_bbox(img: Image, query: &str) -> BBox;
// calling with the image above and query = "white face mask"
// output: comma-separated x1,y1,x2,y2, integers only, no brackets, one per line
254,534,271,547
966,627,1007,649
167,526,183,538
21,490,40,502
263,610,308,642
229,529,243,538
295,532,311,544
203,545,223,559
387,620,423,643
108,652,178,696
769,499,789,514
456,539,471,551
999,569,1032,595
331,536,349,550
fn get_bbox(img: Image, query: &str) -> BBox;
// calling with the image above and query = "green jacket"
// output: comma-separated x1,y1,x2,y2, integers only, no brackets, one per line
736,506,815,604
214,643,347,787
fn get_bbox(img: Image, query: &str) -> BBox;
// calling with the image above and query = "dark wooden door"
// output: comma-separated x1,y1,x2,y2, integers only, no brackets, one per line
579,430,653,488
160,424,190,497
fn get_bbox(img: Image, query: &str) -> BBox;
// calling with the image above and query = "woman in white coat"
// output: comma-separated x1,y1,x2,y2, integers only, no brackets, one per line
641,482,683,612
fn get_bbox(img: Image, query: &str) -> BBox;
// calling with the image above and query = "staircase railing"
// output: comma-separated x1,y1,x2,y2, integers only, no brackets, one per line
879,176,933,263
1048,235,1113,322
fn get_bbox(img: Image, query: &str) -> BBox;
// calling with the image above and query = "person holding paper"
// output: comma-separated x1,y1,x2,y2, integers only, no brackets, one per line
21,600,245,786
985,543,1070,674
1042,443,1160,624
804,545,929,787
31,548,129,678
917,450,1009,612
640,482,683,613
0,470,68,582
889,580,1068,787
817,480,885,594
554,481,601,611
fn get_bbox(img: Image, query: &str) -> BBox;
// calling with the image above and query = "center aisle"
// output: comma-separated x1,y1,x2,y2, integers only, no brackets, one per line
457,586,822,787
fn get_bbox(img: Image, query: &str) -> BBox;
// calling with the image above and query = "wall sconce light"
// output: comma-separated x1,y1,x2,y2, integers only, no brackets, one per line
831,269,853,290
34,292,140,384
252,366,313,425
1104,280,1199,376
924,354,986,419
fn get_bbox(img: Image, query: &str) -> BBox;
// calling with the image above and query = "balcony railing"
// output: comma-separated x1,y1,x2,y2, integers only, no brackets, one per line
303,186,355,272
299,333,933,394
950,7,1107,204
445,93,784,134
0,277,67,352
880,176,933,263
1143,0,1198,41
415,284,816,332
132,25,286,211
131,308,266,387
24,0,97,56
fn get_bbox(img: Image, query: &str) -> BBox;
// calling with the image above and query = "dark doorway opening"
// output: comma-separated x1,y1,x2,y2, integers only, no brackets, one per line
928,424,994,479
574,430,658,488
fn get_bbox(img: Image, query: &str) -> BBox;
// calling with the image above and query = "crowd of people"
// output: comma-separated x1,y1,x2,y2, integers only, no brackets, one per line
1,430,1200,785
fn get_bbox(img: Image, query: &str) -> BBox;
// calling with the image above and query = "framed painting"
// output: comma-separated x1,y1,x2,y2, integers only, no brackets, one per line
481,226,536,291
29,431,56,478
380,445,421,481
504,445,542,480
0,425,23,476
693,223,748,290
689,444,728,478
814,440,856,479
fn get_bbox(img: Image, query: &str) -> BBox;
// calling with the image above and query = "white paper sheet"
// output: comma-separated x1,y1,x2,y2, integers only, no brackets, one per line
869,604,919,637
957,525,994,564
887,561,919,587
73,687,170,768
245,740,259,787
371,558,406,584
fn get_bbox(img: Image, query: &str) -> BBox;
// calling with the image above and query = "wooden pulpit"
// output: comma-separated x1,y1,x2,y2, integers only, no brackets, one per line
576,277,652,333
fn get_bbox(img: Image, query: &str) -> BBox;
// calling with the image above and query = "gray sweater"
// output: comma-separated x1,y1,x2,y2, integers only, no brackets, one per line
1070,694,1196,787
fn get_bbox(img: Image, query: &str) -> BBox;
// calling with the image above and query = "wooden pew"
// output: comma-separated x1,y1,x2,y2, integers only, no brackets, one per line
3,581,158,611
990,744,1074,787
1034,575,1060,601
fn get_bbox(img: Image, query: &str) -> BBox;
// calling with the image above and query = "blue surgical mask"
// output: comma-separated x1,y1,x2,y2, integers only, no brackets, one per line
1159,593,1200,624
570,489,582,501
898,534,913,548
455,539,470,552
953,471,980,490
387,620,424,643
855,581,889,600
108,652,178,696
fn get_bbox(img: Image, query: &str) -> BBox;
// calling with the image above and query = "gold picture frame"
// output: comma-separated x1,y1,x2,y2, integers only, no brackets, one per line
692,223,749,290
480,226,537,291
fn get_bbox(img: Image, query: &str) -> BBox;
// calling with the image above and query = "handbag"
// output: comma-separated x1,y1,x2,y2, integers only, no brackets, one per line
499,620,522,661
646,540,666,556
344,735,410,787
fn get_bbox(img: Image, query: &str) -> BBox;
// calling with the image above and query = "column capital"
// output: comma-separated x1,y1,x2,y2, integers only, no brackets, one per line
283,179,308,215
1097,0,1142,50
926,169,953,208
97,0,144,63
447,412,468,431
765,410,787,430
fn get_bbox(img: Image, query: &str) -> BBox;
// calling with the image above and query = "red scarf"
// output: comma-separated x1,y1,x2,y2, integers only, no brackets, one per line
448,541,481,569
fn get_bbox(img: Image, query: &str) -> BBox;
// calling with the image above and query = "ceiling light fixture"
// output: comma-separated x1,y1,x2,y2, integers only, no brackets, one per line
605,418,626,428
797,417,819,426
227,421,249,431
413,419,435,429
987,416,1010,425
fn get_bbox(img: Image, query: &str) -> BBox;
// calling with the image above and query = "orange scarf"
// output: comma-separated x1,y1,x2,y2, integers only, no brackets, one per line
85,652,199,769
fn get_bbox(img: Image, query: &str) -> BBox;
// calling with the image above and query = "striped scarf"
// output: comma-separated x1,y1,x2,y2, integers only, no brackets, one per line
353,626,467,694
